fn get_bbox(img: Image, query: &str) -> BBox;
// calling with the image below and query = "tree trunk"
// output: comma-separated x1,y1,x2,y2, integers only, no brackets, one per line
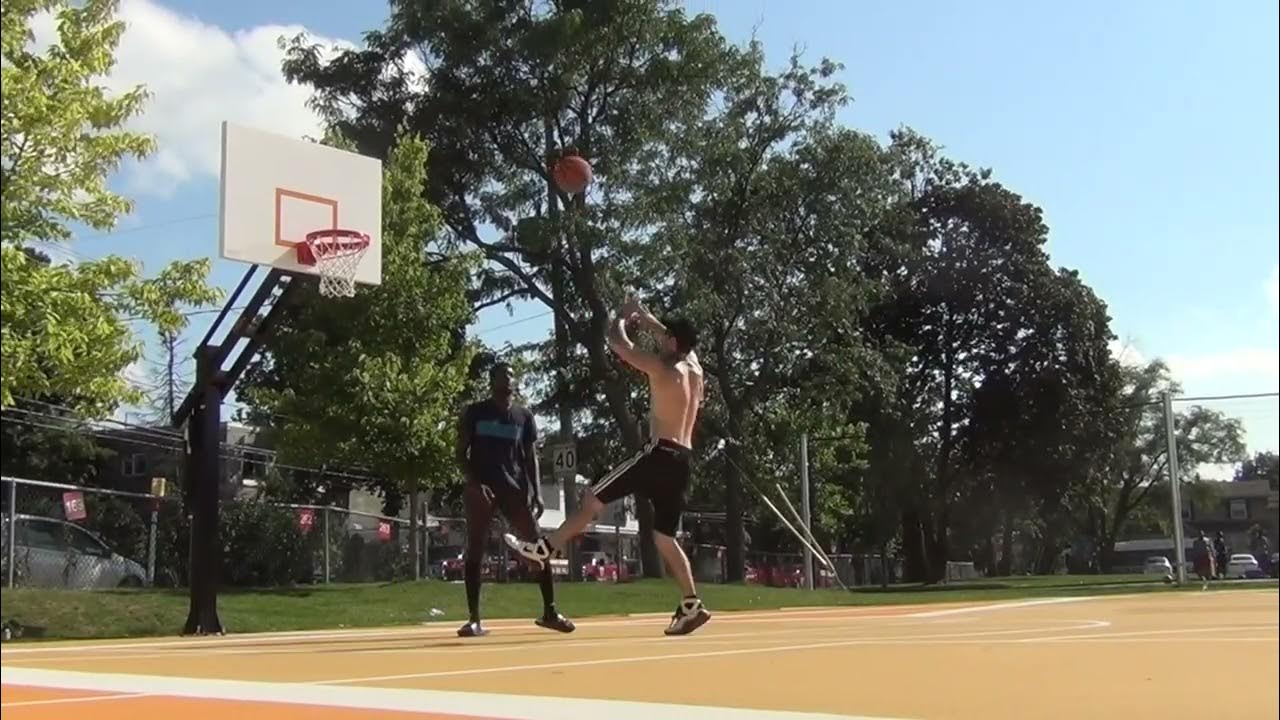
901,506,928,582
997,521,1014,576
718,376,747,583
927,508,949,583
878,539,890,588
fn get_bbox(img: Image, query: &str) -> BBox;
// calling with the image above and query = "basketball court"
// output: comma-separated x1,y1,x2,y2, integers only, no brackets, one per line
3,591,1276,719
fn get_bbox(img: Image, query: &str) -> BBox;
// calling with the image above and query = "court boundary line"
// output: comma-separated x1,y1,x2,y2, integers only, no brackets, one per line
0,597,1076,656
311,621,1108,685
0,668,912,720
2,692,150,708
0,617,980,665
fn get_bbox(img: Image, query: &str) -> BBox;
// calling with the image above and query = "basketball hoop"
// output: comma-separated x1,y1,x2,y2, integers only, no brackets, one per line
296,229,370,297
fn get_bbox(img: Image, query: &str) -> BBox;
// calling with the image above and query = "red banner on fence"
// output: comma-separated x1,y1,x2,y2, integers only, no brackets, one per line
62,492,87,521
297,508,315,534
377,521,392,542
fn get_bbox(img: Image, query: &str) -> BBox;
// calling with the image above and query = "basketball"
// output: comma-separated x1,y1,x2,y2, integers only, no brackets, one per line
553,155,592,194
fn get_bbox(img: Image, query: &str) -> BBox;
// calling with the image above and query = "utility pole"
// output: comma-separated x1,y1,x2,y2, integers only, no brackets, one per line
164,331,178,418
1163,393,1188,585
546,117,580,581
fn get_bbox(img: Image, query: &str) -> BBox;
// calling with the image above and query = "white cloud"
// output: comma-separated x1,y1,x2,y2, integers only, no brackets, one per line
1165,347,1280,383
108,0,354,194
1268,264,1278,316
32,0,351,195
1108,338,1146,367
28,1,433,198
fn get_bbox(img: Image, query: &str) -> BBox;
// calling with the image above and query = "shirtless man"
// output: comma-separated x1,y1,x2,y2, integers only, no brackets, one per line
504,296,709,635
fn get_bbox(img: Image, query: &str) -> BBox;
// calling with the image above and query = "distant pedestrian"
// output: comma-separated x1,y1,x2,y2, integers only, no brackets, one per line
1192,530,1214,590
1213,531,1229,580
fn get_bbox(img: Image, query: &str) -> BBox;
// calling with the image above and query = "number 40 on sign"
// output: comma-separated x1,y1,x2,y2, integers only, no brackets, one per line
551,443,577,478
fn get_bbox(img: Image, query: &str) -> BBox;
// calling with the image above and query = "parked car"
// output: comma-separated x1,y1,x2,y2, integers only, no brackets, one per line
1,514,146,589
1143,556,1174,576
582,552,618,582
1223,553,1261,579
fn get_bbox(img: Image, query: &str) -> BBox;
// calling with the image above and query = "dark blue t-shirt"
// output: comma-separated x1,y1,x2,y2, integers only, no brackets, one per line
462,399,537,493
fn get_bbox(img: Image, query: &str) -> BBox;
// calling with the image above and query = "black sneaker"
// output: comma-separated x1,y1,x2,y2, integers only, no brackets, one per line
536,609,576,634
456,620,488,638
664,597,711,636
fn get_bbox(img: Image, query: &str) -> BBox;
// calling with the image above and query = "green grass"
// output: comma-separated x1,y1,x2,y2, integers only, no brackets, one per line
2,575,1273,641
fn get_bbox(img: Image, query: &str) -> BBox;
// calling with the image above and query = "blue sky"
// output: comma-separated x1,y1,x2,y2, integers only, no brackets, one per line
42,0,1277,452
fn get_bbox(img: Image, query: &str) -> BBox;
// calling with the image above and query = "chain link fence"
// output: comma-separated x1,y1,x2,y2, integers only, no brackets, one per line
1,473,994,595
2,476,171,590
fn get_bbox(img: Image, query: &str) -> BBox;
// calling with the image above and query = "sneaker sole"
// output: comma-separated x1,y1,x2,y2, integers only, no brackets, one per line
535,618,576,634
664,611,711,636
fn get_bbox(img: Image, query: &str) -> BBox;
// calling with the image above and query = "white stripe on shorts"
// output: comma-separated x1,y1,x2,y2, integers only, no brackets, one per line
591,440,656,496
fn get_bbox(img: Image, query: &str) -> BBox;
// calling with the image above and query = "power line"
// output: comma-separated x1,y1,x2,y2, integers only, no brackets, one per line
475,310,553,335
1172,392,1279,404
71,213,217,242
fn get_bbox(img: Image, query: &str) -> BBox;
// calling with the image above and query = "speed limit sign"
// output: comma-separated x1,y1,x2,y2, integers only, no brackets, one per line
550,443,577,478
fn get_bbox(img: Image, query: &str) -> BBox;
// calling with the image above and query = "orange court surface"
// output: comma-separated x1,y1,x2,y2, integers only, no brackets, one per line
2,590,1276,720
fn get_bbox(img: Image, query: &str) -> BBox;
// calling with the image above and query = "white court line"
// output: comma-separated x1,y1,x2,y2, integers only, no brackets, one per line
905,596,1098,618
313,621,1107,685
1,692,150,708
4,616,969,664
1022,624,1278,642
0,667,910,720
0,600,1029,657
0,605,917,656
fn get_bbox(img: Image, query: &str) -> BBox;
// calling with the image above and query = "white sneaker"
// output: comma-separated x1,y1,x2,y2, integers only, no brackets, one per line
503,533,553,568
664,597,711,636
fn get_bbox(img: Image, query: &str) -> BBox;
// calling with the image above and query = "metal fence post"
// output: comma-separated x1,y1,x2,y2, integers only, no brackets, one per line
6,479,16,588
323,506,331,584
147,504,158,587
800,432,814,590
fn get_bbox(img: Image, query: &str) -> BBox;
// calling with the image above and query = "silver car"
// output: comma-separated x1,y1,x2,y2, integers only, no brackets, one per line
1,514,146,589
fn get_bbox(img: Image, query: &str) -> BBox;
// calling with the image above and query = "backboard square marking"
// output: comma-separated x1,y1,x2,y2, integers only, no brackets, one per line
275,188,338,248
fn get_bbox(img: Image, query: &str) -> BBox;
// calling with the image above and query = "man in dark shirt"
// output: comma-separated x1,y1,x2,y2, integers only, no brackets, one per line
455,362,574,637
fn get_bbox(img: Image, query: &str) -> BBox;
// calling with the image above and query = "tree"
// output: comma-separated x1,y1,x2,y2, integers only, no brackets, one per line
1072,360,1247,571
0,400,111,484
866,130,1063,582
609,32,898,578
281,0,744,576
1,0,217,414
959,268,1121,575
1235,451,1278,487
238,131,475,551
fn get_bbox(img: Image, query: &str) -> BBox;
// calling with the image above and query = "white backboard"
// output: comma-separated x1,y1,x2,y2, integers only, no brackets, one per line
219,122,382,286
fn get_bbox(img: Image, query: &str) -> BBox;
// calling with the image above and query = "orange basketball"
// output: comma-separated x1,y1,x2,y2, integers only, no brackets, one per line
552,155,592,194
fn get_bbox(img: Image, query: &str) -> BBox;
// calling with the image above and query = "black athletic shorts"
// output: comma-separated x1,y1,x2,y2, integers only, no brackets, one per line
590,438,691,537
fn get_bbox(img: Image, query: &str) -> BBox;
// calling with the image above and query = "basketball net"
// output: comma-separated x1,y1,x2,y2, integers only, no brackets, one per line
301,230,370,298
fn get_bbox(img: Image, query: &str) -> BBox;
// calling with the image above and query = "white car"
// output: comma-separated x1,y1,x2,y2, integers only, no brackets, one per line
1224,553,1260,579
1,514,146,589
1143,556,1174,575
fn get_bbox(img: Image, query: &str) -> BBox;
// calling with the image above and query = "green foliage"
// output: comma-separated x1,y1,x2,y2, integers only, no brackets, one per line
1071,361,1247,570
1236,451,1278,487
1,248,217,413
0,402,112,484
219,501,311,586
0,0,218,414
239,132,475,496
273,0,1265,585
1,0,154,244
